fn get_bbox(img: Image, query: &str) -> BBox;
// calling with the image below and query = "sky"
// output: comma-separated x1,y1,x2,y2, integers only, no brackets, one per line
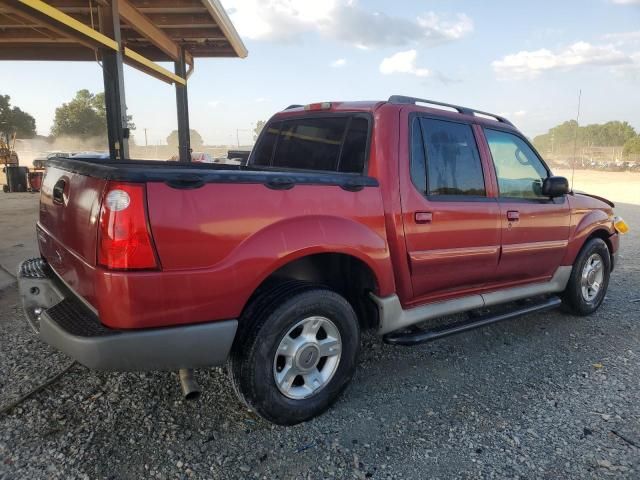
2,0,640,146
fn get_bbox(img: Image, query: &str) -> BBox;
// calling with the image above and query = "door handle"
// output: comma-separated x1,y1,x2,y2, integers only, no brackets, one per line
265,177,295,190
53,179,66,205
507,210,520,222
415,211,433,224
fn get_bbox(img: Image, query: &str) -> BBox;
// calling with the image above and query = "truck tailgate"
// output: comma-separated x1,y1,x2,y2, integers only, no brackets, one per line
37,164,106,305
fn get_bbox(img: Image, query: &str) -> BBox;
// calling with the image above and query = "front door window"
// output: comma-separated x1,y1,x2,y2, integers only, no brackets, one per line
484,129,548,199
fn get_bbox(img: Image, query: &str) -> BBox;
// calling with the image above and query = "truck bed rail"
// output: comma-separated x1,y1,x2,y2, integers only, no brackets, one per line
46,157,379,190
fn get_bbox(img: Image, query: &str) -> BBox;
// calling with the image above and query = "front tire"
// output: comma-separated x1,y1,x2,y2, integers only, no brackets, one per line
227,281,360,425
562,238,611,316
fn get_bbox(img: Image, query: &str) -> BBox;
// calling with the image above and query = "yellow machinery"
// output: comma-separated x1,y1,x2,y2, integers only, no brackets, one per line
1,133,28,193
0,133,19,167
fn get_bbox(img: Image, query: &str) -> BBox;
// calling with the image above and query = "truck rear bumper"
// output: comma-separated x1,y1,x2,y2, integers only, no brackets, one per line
18,258,238,371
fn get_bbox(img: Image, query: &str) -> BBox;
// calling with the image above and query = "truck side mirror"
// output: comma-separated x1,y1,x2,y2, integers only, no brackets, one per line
542,176,569,197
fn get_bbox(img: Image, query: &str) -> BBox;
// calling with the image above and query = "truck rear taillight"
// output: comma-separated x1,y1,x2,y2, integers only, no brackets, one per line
98,182,159,270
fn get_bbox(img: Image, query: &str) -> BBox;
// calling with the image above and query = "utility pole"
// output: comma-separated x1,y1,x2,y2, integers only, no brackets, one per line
144,128,148,147
235,128,252,148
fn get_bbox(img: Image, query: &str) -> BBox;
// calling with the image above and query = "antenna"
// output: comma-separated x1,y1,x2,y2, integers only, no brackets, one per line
570,89,582,192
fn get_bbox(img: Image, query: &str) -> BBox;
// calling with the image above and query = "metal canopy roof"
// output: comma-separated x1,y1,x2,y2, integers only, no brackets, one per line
0,0,247,65
0,1,247,162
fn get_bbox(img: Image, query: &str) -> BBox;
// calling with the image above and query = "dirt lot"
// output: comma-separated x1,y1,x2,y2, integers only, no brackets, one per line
0,177,639,479
555,169,640,206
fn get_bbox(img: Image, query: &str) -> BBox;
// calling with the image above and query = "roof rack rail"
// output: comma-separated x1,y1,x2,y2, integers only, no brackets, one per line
284,104,303,110
388,95,513,126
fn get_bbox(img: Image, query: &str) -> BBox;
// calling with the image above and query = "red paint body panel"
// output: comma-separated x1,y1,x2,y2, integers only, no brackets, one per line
36,101,620,330
401,197,502,302
370,104,414,303
397,106,498,304
39,166,104,266
562,194,618,265
474,128,572,285
493,200,570,282
37,223,98,308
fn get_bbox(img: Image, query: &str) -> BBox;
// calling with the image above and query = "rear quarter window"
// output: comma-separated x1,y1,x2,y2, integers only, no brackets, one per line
251,115,370,174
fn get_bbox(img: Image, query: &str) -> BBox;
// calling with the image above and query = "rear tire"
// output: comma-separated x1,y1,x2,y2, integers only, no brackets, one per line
562,238,611,316
227,281,360,425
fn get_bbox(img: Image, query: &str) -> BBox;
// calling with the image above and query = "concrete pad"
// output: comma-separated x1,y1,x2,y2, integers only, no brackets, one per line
0,192,39,274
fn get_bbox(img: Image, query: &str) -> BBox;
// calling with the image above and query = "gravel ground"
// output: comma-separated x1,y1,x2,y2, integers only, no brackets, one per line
0,201,638,480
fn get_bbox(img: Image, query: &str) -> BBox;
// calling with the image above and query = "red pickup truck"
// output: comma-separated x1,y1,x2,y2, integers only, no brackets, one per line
19,96,628,425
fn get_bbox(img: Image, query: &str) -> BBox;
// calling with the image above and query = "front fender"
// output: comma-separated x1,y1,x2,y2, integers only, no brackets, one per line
562,208,615,266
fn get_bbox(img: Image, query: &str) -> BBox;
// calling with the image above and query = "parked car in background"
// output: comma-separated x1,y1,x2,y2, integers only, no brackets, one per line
169,152,218,163
48,151,72,159
70,151,110,160
19,96,628,425
190,151,215,163
32,151,73,169
227,149,250,165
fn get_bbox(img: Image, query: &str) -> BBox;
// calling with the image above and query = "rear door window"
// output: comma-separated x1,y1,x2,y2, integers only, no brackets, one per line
411,117,486,197
251,115,369,173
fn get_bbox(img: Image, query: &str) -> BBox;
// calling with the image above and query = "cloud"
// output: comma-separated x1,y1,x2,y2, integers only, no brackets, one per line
255,97,269,103
330,58,347,68
612,51,640,79
492,41,633,78
416,12,473,44
326,9,472,49
513,110,527,117
380,50,430,77
223,0,335,42
610,0,640,4
222,0,473,49
208,100,221,108
602,30,640,45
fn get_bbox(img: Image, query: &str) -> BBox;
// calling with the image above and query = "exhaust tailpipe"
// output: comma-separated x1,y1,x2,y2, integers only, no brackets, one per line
178,369,201,400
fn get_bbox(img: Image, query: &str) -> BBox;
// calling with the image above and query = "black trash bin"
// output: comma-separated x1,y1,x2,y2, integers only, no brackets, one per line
5,166,28,192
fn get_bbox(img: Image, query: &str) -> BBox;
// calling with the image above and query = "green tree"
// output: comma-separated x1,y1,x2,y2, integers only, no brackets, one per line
0,94,36,140
597,121,636,146
623,136,640,157
253,120,266,140
166,129,203,148
51,89,134,140
51,89,106,139
533,120,637,153
91,92,136,131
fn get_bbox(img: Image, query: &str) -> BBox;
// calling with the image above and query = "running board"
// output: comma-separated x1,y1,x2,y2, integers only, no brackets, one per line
383,296,562,346
371,266,572,335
